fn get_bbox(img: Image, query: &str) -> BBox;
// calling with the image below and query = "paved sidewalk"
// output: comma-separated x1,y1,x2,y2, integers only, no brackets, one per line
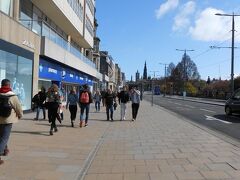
1,101,240,179
0,105,112,180
84,101,240,180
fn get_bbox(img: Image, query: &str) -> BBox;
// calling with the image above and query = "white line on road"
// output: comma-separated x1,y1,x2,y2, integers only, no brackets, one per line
174,103,182,106
205,115,232,124
200,109,216,113
184,104,195,108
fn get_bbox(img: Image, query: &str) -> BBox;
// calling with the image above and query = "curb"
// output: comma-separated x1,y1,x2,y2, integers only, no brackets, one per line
164,96,225,107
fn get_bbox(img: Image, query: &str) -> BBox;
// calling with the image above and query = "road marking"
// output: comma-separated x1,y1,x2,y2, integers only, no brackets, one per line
184,104,195,108
174,103,182,105
200,109,216,113
205,115,232,124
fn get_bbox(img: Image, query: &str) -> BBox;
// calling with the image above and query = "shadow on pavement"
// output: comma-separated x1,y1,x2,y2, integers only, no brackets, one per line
213,114,240,123
12,130,50,136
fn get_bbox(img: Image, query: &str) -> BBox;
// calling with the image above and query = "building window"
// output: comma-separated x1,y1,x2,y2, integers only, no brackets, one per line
0,49,33,110
20,0,33,30
86,15,94,37
67,0,83,22
86,0,94,16
0,0,13,16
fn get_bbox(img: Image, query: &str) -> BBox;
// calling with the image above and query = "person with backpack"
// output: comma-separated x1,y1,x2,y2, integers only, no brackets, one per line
0,79,23,165
79,84,92,127
66,88,78,127
33,87,46,120
118,86,130,121
104,89,117,121
46,84,60,135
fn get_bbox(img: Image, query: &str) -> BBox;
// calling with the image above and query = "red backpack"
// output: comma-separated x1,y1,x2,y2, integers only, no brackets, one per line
80,92,89,103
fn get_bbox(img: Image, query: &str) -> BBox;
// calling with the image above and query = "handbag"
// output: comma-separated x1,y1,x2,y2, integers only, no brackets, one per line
114,102,117,110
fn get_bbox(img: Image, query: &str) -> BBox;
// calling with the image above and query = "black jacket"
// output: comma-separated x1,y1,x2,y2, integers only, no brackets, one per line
118,90,129,103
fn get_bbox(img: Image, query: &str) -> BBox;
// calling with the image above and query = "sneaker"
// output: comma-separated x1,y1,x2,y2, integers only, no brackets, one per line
80,121,83,128
85,124,88,127
49,131,53,135
54,128,58,132
132,118,135,121
3,148,9,156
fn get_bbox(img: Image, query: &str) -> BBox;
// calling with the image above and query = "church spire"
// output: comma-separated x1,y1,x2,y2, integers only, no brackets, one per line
143,61,147,80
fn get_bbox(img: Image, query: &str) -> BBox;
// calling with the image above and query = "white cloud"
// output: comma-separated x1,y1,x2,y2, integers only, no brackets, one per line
173,1,196,31
189,8,240,41
155,0,179,19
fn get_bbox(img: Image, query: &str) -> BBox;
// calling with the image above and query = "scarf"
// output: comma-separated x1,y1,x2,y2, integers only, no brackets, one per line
0,86,12,93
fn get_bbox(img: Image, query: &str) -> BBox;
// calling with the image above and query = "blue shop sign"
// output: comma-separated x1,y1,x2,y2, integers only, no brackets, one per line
39,58,93,85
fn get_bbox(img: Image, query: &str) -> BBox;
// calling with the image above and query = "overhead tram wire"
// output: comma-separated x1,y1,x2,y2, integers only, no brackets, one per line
198,55,240,70
190,30,240,62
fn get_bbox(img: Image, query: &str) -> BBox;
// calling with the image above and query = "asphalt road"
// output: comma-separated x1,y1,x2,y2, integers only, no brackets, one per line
144,94,240,141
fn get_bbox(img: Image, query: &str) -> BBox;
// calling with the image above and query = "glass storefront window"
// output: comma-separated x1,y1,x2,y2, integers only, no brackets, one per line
0,49,33,110
0,0,13,16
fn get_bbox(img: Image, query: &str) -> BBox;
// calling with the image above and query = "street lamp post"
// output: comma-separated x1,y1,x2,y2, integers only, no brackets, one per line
215,12,240,94
159,63,168,97
150,71,159,106
176,49,194,97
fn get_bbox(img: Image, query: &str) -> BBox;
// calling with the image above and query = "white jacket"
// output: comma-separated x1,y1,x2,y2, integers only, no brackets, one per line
0,91,23,124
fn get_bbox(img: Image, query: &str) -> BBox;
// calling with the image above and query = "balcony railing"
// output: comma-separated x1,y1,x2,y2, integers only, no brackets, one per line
19,19,96,68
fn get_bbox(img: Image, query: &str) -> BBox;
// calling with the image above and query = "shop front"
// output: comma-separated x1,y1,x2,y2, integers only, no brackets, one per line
38,58,93,99
0,39,34,110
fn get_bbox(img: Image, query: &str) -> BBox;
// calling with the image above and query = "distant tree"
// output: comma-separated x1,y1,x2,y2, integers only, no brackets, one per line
167,62,175,77
234,76,240,90
185,82,197,96
169,54,200,94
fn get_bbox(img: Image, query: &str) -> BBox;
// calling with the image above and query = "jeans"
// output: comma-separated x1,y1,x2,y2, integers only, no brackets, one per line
95,101,100,111
120,103,127,120
106,105,114,120
80,104,90,124
69,105,77,121
48,103,59,131
36,106,46,119
132,103,140,119
0,124,12,155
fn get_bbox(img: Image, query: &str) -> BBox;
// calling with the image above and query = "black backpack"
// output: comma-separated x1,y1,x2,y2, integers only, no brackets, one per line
0,94,15,118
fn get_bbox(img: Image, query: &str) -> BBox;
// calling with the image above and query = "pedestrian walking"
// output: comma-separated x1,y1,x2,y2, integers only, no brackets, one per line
118,86,130,121
66,88,78,127
79,84,92,127
100,89,106,107
33,87,46,120
130,86,141,121
93,90,101,112
0,79,23,165
46,84,60,135
104,89,117,121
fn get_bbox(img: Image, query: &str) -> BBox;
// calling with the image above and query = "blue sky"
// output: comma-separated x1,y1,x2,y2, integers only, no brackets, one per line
96,0,240,81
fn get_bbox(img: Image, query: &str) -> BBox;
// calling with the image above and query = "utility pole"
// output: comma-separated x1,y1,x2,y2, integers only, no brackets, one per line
215,12,240,95
176,49,194,97
159,63,168,97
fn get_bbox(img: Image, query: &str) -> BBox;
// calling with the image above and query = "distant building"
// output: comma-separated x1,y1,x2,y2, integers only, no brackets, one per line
136,70,140,82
